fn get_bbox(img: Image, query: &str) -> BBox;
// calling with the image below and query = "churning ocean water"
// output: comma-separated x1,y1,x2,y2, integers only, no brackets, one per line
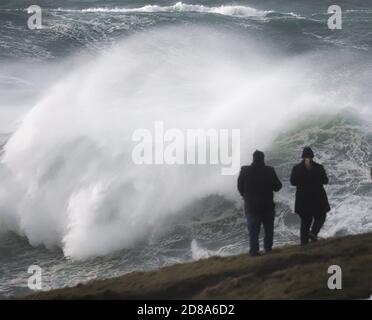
0,0,372,297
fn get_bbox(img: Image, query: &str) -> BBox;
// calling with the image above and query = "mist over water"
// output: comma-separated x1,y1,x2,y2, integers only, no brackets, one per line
0,26,361,259
0,1,371,296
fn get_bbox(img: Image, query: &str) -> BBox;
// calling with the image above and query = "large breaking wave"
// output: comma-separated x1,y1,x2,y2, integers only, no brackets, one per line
0,24,371,260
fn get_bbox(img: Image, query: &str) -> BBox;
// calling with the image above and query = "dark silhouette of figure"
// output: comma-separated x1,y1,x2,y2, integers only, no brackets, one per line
290,147,330,245
238,150,282,256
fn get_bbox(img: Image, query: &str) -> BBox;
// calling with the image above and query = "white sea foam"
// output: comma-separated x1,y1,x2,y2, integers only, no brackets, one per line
0,26,369,259
57,2,269,17
191,239,233,259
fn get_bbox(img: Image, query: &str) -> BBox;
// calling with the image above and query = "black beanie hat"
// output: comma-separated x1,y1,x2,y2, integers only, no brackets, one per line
253,150,265,163
302,146,314,159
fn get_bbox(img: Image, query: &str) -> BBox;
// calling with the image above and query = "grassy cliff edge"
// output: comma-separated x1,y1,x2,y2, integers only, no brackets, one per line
28,233,372,300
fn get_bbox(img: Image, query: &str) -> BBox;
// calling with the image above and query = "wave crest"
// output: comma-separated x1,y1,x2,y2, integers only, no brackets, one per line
0,26,368,259
59,2,269,17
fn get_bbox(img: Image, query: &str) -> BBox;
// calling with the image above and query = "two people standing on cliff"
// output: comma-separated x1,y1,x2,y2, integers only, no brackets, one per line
238,147,330,256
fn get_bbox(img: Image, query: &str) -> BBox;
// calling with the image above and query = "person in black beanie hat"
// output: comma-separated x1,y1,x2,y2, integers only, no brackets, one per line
290,147,330,245
238,150,282,256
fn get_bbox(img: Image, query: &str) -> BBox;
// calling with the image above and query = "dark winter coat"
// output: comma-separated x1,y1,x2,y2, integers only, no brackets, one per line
238,163,282,213
290,161,330,215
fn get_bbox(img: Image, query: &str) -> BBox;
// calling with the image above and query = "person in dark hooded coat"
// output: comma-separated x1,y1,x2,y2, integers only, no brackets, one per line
238,150,282,256
290,147,330,245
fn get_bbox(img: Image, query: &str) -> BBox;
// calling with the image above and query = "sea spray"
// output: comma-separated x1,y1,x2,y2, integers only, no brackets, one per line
0,26,366,259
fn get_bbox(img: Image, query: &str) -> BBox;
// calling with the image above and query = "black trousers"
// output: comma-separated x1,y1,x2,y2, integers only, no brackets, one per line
244,203,275,254
299,212,326,245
